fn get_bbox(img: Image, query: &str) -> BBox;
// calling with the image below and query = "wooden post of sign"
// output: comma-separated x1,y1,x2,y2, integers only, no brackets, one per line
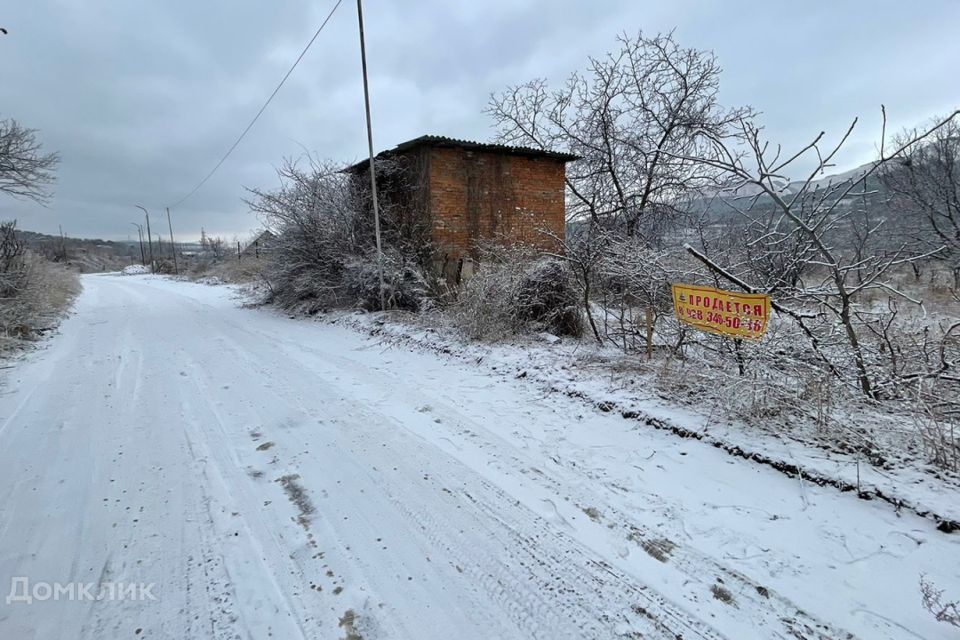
645,308,654,360
734,338,745,375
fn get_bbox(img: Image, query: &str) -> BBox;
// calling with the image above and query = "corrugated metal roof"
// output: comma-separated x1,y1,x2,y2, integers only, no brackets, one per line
344,134,580,172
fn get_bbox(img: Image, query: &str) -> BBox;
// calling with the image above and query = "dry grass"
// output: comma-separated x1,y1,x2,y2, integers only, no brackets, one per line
187,256,267,285
1,252,80,353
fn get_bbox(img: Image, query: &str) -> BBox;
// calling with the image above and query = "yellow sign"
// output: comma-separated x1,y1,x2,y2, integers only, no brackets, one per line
671,283,770,339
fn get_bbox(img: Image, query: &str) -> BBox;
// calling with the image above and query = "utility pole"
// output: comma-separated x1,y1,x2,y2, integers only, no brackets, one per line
356,0,386,311
136,205,155,272
58,224,67,262
166,207,179,275
167,207,180,275
131,223,145,265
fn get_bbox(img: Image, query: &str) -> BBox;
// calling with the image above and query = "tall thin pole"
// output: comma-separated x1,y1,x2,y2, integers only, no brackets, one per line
131,222,145,265
58,224,67,261
356,0,386,311
166,207,179,275
137,205,155,273
146,218,154,271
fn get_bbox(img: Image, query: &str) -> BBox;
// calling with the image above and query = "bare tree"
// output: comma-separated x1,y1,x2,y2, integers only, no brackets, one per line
880,116,960,288
0,118,59,204
487,31,751,241
676,109,960,397
207,236,225,260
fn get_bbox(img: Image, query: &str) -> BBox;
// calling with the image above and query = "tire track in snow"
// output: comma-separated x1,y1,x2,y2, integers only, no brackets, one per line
198,320,727,639
251,330,855,639
175,353,316,639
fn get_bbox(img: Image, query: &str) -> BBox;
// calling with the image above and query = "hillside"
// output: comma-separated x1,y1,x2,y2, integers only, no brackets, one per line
15,228,139,273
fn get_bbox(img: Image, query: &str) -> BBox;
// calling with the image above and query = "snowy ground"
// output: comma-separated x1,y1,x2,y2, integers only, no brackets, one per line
0,274,957,639
345,311,960,531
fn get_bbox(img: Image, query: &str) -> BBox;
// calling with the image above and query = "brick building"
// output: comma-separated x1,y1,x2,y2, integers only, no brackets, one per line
345,135,578,279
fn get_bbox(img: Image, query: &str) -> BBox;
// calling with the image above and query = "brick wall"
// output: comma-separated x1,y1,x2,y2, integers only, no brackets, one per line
427,147,566,263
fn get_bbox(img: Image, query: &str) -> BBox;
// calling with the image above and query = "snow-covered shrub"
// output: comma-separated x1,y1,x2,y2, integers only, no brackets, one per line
344,252,430,312
121,264,150,275
451,247,582,340
450,252,526,340
591,235,692,352
188,253,266,286
0,221,79,351
515,257,583,337
0,220,26,299
154,259,177,275
248,156,431,313
248,158,374,312
909,379,960,473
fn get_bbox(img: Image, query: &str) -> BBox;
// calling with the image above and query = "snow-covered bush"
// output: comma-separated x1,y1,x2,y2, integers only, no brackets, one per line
194,275,225,286
121,264,150,275
451,247,582,340
450,250,527,341
515,257,583,337
344,252,430,312
0,221,79,351
248,156,429,313
0,220,26,298
590,234,693,351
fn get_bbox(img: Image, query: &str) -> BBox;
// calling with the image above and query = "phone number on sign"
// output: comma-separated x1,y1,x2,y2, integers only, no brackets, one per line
680,307,765,333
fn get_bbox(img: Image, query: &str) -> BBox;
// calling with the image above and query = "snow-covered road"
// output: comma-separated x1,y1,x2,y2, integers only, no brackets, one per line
0,275,956,639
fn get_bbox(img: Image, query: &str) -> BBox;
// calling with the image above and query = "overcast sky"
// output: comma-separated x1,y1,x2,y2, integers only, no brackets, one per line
2,0,959,242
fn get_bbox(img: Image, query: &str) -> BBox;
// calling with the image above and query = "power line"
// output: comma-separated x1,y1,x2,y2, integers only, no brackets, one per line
169,0,344,209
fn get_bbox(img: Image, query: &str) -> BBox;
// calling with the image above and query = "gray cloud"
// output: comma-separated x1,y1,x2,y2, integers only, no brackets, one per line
2,0,958,241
